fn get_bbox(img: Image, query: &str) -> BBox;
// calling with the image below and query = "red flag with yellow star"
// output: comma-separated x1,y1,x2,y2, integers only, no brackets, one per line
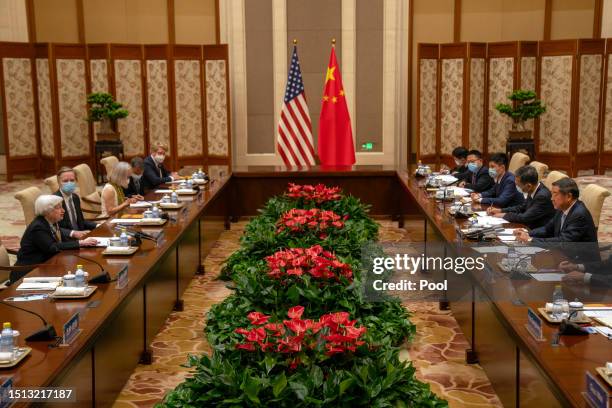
318,45,355,166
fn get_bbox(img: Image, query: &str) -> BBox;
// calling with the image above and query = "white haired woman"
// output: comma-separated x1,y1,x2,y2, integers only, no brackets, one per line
15,195,98,267
101,161,139,217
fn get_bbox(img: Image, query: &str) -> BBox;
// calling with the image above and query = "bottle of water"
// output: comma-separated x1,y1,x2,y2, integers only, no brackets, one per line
171,190,178,203
120,228,129,247
74,265,86,287
0,322,14,357
152,205,160,218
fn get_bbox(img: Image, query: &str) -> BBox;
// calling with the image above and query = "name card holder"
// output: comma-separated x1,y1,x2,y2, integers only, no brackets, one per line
59,312,81,347
0,376,13,408
116,266,128,290
526,308,546,342
584,371,610,408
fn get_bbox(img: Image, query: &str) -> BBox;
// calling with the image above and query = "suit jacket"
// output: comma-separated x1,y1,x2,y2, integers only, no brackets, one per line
452,165,470,182
502,183,555,229
15,216,80,266
480,171,524,207
530,200,597,243
142,155,172,190
463,166,494,193
124,175,145,197
54,191,97,234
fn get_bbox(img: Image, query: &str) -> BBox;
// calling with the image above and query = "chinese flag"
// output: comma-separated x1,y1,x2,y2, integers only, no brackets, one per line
318,45,355,166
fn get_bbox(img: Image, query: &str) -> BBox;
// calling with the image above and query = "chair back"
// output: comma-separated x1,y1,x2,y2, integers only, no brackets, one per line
581,184,611,228
542,170,568,190
0,245,8,285
44,175,59,193
100,156,119,180
14,186,42,225
508,152,530,174
529,161,549,181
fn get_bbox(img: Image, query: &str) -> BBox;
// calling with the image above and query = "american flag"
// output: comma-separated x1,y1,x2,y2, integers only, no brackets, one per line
277,45,315,167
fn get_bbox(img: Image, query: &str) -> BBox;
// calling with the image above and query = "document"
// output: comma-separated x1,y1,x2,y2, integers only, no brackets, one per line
472,246,509,254
130,201,152,208
531,273,564,282
88,237,110,247
435,175,458,184
498,228,516,235
475,211,488,217
22,276,62,283
498,235,516,242
17,281,61,291
514,246,547,255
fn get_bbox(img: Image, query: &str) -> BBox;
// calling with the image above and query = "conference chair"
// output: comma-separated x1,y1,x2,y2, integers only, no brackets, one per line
542,170,568,190
44,175,59,193
581,184,611,229
508,152,530,174
100,155,119,182
14,186,42,226
529,161,549,181
0,244,37,288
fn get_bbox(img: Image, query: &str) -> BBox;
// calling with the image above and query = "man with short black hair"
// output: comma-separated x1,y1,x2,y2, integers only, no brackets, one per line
450,146,469,178
471,152,524,207
125,156,146,198
488,165,555,229
515,178,597,243
457,149,494,193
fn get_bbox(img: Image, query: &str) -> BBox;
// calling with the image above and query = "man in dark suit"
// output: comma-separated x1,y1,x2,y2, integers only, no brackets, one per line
15,195,97,270
471,153,524,207
457,150,494,193
488,165,555,229
560,256,612,287
448,146,469,179
142,142,179,190
515,178,597,244
124,156,146,198
54,167,98,239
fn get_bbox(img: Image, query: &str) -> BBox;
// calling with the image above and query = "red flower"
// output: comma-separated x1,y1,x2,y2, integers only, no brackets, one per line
287,306,305,319
247,312,270,325
236,342,256,351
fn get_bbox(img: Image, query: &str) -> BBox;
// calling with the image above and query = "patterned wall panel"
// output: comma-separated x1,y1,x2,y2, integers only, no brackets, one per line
577,54,602,154
2,58,37,157
539,56,572,153
207,164,229,181
488,57,514,153
56,59,89,157
205,60,229,157
440,59,463,156
36,58,54,157
146,60,171,150
115,60,145,156
90,59,108,93
605,56,612,152
469,58,485,151
419,59,437,156
520,57,537,131
174,60,203,157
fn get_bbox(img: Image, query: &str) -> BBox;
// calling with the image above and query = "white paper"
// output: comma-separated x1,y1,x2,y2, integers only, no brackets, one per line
104,246,131,253
88,237,110,247
530,273,564,282
16,282,61,291
54,286,88,296
475,211,488,217
472,246,508,254
514,246,547,255
499,228,516,235
498,235,516,242
130,201,152,208
475,216,509,226
155,189,173,193
448,187,471,197
435,175,458,184
110,218,163,224
22,276,63,283
594,326,612,336
584,310,612,318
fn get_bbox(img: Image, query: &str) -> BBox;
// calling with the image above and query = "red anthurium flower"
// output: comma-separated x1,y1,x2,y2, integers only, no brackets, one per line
247,312,271,325
287,306,305,319
236,342,256,351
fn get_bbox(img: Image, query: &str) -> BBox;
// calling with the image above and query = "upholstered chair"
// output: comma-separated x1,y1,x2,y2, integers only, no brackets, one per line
508,152,530,174
529,161,549,181
581,184,611,229
14,186,42,225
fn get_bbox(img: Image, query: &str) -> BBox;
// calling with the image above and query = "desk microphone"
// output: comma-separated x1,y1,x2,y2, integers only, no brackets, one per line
73,254,112,284
0,299,57,341
115,227,158,242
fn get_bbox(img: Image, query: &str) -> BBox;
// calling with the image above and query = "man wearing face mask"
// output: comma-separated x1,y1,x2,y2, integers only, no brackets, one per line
457,150,494,193
125,156,146,199
54,167,98,239
471,153,524,207
450,147,469,178
142,142,179,190
487,165,555,229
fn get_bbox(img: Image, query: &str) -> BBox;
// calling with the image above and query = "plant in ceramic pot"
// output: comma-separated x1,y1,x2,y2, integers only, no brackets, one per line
495,89,545,140
86,92,129,140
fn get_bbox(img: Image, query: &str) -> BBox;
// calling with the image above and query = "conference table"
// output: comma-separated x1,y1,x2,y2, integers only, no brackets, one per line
0,166,610,408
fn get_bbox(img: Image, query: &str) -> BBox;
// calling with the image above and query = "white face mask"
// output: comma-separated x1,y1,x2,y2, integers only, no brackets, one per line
132,173,142,181
154,154,165,164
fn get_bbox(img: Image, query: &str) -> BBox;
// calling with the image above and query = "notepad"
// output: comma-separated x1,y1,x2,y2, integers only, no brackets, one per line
130,201,152,208
531,273,564,282
475,216,509,226
88,237,110,247
22,277,63,283
498,235,516,242
17,281,61,291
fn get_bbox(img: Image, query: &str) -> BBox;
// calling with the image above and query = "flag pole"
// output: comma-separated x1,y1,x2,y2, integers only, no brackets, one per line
293,38,297,45
331,38,336,47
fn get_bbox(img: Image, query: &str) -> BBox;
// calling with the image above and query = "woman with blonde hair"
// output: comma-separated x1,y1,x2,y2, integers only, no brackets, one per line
101,161,138,217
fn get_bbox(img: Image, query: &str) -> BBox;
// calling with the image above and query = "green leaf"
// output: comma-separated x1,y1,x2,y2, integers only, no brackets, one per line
264,355,276,374
240,376,261,404
289,381,309,401
339,378,354,396
272,372,287,397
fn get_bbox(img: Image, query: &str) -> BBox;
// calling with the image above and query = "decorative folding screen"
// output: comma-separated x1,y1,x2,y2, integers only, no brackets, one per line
487,43,517,155
575,40,605,174
603,39,612,173
111,45,147,158
537,41,576,174
468,44,486,152
203,45,231,176
439,44,466,159
416,44,439,163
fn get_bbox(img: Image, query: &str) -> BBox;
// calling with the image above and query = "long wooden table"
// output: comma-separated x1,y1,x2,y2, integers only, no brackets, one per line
1,166,610,407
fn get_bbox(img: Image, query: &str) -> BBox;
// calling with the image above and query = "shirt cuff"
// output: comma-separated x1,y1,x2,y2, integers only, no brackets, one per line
584,273,592,284
70,230,76,238
577,264,585,272
169,176,174,182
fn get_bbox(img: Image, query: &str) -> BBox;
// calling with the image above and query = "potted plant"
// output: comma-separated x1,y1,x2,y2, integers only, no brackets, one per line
495,89,546,140
86,92,129,141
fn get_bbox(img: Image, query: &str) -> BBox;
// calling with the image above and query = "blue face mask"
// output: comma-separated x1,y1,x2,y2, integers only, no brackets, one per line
467,162,480,173
61,181,76,194
488,168,498,178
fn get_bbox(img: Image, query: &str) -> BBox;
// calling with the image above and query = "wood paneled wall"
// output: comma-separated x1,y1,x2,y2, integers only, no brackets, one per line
0,41,231,181
417,39,609,176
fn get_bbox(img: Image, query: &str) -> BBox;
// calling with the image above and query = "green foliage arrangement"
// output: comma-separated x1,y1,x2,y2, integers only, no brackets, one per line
157,184,448,408
86,92,129,123
495,89,546,130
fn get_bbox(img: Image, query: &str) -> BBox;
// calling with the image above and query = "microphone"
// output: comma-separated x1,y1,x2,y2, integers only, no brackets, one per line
0,299,57,341
114,227,158,242
73,254,112,284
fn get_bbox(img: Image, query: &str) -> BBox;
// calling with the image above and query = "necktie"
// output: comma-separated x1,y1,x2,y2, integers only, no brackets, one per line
52,224,61,242
135,178,140,193
158,165,162,178
67,196,78,230
560,213,567,231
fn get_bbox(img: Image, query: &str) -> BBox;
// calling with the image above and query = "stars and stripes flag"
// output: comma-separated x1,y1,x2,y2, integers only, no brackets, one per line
276,45,315,167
